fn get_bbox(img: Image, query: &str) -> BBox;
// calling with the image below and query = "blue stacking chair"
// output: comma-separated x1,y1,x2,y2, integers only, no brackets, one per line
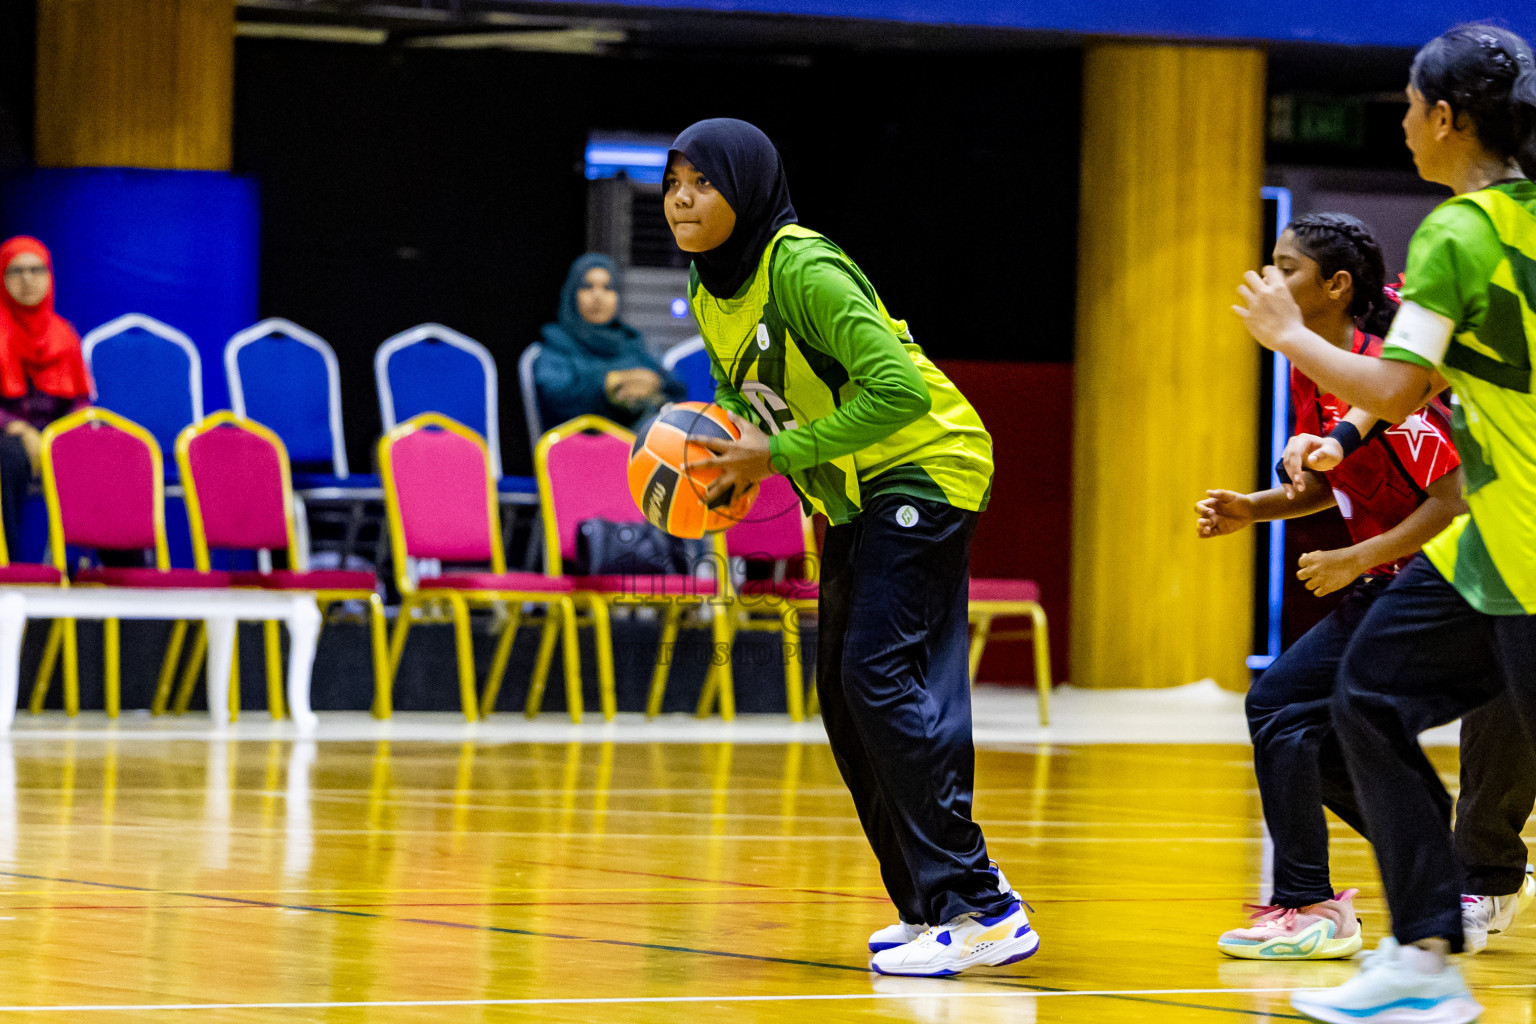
228,318,381,563
374,323,538,501
81,313,203,474
662,336,715,403
226,318,374,493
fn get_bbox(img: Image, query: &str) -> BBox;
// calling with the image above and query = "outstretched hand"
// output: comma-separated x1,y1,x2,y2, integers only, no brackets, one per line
694,412,776,508
1195,489,1254,538
1234,267,1306,351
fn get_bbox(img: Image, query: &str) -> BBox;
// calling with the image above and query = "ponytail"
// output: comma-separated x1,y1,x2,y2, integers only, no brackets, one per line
1360,293,1400,338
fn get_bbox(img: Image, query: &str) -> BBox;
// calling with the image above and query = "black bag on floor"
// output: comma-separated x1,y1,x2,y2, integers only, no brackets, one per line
572,518,699,576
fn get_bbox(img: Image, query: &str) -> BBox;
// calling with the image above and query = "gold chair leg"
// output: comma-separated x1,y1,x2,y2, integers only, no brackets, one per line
151,620,189,715
62,619,79,717
587,597,615,721
968,612,992,685
172,625,208,714
387,597,415,676
367,594,392,719
1029,603,1052,727
647,602,683,719
30,620,64,714
478,602,522,718
711,603,736,721
524,602,561,718
227,625,242,724
103,618,121,719
558,596,584,722
263,619,286,720
694,606,722,718
447,594,478,722
781,603,804,723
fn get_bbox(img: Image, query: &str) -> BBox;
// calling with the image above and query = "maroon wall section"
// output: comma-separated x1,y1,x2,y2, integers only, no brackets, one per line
938,361,1073,687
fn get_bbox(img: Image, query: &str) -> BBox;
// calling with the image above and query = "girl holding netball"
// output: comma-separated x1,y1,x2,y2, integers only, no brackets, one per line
1202,213,1534,963
666,118,1036,976
1237,24,1536,1024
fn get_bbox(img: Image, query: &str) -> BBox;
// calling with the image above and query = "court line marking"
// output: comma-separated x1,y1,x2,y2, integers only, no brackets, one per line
0,870,1308,1020
0,989,1309,1012
0,899,885,911
0,826,1288,843
513,856,888,901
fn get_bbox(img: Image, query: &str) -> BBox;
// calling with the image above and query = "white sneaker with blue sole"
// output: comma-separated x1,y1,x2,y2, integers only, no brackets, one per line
867,861,1023,953
869,901,1038,977
1289,937,1481,1024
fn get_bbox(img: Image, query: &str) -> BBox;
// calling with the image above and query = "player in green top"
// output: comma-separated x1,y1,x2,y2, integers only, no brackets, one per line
1235,25,1536,1024
664,118,1036,977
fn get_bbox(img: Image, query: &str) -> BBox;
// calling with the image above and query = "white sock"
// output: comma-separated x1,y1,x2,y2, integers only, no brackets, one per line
1400,943,1446,973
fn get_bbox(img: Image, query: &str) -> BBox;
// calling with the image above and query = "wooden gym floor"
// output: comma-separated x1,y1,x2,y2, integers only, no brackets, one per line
0,700,1531,1021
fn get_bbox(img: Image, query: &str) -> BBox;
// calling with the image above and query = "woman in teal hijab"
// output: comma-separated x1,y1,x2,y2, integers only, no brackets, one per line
533,253,685,430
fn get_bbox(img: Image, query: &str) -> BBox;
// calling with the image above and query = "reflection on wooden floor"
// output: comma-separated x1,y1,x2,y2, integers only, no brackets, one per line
0,737,1530,1022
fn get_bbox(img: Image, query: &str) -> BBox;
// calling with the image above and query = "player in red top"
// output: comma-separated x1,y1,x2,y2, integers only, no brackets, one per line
1196,213,1535,959
1289,329,1461,575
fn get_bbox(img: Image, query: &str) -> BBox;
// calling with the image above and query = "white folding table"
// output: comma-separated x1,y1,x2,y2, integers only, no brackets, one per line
0,587,322,733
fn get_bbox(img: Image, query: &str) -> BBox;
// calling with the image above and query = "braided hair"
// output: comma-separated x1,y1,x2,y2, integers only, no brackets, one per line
1286,213,1396,337
1411,24,1536,178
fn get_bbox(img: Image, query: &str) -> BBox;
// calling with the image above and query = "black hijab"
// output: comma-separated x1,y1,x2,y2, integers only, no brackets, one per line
669,118,798,299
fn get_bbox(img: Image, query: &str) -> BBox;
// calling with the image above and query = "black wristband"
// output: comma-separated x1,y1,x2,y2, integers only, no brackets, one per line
1327,420,1364,459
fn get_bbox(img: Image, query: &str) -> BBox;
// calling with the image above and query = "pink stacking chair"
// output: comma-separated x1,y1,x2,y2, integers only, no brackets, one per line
0,526,62,586
968,578,1052,725
162,412,391,719
702,475,816,721
379,414,579,721
534,415,731,720
31,408,230,717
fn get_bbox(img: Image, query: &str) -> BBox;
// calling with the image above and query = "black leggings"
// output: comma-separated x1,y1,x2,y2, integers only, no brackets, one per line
1333,555,1536,951
1247,573,1535,907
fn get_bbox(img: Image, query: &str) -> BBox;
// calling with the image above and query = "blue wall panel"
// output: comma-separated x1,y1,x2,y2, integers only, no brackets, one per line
1,168,259,566
0,167,259,414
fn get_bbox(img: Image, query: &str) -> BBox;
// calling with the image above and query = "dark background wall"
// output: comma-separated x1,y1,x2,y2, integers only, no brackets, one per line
233,39,1083,475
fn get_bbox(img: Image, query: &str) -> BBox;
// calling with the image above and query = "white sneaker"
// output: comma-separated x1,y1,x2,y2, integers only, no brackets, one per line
869,921,926,952
1290,938,1481,1024
1462,870,1536,954
866,861,1021,952
869,902,1039,977
1461,895,1495,954
1492,869,1536,934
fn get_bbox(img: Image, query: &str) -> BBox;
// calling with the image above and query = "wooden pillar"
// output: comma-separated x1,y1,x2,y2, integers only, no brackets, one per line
1071,43,1266,690
34,0,234,170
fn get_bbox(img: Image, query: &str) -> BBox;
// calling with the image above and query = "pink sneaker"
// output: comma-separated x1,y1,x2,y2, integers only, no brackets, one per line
1217,888,1363,960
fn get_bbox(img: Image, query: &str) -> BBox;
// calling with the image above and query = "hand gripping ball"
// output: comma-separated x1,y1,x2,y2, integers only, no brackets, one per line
628,402,760,538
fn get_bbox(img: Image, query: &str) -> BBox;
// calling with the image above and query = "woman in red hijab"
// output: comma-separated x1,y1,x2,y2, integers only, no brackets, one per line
0,236,91,557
